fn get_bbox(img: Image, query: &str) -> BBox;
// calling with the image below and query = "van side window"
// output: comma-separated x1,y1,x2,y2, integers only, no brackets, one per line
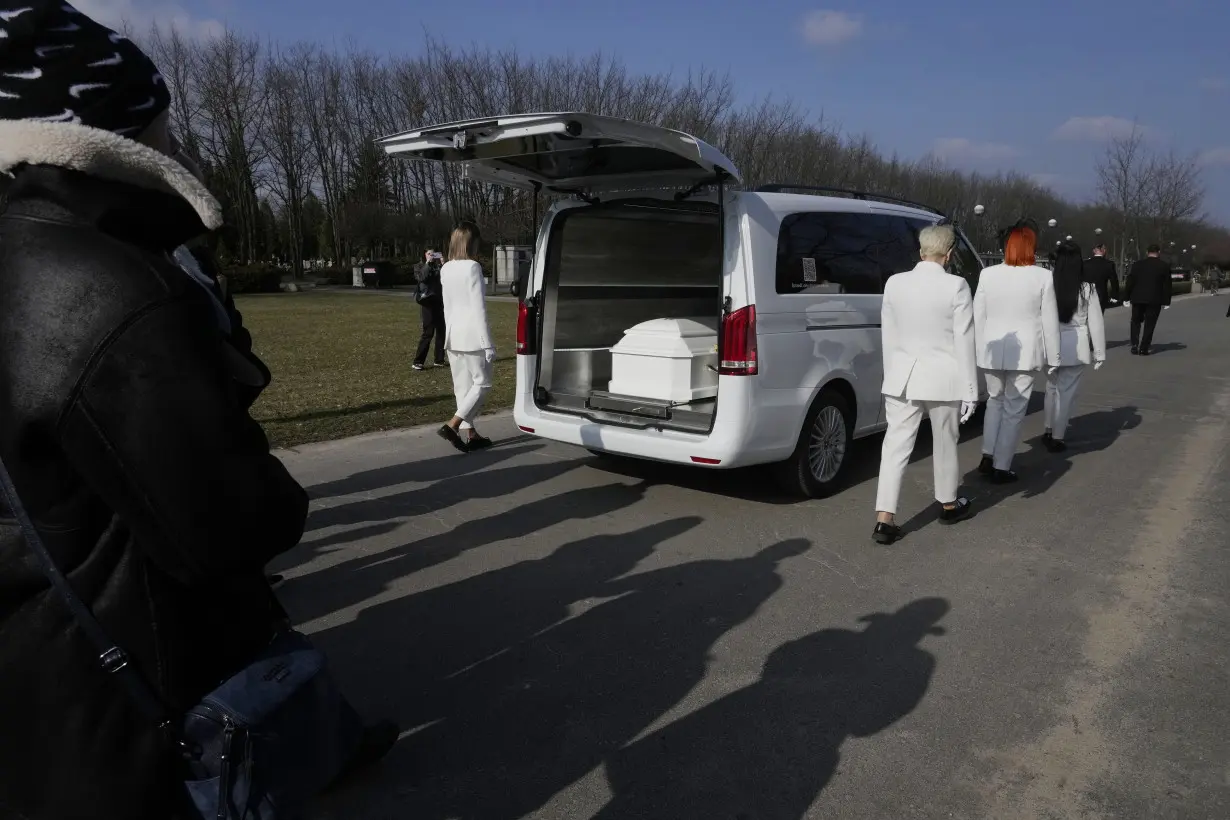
776,212,924,295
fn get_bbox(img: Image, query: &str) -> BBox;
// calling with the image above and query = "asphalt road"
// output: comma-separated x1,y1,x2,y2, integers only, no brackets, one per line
276,292,1230,820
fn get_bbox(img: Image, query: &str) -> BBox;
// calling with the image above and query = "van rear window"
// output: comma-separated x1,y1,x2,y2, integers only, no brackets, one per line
776,212,932,295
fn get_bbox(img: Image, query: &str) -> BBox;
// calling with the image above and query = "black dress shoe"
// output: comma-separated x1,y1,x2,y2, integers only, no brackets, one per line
1045,438,1068,453
465,434,494,451
872,522,901,545
1130,346,1140,355
438,424,468,454
938,497,972,524
1042,430,1053,445
1139,348,1152,356
990,469,1019,484
330,719,400,788
978,455,995,475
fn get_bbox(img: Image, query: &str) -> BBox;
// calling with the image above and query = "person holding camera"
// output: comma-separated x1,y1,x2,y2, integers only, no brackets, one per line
413,249,447,370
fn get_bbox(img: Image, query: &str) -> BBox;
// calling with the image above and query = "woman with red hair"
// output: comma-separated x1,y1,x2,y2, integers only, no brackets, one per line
972,220,1062,482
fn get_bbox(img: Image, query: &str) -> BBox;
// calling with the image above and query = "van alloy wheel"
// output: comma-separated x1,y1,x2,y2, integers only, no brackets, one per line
808,405,848,483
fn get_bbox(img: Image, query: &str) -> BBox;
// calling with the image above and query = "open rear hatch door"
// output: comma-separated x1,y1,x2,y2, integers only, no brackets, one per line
377,112,740,192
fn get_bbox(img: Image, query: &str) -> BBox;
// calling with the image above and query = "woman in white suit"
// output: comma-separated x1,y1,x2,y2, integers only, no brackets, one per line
1043,241,1106,452
873,224,980,545
438,221,496,453
974,220,1061,483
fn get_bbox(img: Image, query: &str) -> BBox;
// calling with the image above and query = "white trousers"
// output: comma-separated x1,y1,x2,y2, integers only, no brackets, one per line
875,396,961,515
448,350,493,429
982,370,1035,470
1044,365,1086,440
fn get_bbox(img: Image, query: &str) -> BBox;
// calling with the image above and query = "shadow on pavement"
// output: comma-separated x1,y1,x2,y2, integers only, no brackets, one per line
313,536,942,820
275,443,566,575
305,456,583,531
593,598,948,819
304,442,543,502
956,404,1142,518
279,481,652,625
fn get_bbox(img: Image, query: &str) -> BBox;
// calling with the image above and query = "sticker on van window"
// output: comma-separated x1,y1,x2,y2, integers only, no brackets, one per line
802,258,817,283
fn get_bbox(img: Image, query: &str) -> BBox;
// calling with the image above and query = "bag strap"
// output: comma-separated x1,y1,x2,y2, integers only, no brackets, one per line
0,453,173,728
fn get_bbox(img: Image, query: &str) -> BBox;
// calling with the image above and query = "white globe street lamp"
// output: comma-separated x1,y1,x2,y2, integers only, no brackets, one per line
1066,235,1073,241
974,204,985,216
1048,219,1058,228
1095,228,1103,235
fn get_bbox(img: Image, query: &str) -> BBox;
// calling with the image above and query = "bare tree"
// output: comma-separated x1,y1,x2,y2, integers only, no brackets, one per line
150,25,1228,275
195,31,268,263
1096,125,1155,262
144,25,204,163
260,46,316,276
1144,149,1205,243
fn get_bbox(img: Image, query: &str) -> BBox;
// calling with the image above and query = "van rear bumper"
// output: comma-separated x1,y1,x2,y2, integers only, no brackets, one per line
512,359,772,469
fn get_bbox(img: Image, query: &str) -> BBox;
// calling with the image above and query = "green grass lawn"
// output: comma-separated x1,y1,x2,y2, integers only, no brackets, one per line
237,291,518,448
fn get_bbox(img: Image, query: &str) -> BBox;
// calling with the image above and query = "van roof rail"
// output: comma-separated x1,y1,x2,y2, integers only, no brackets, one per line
752,184,947,217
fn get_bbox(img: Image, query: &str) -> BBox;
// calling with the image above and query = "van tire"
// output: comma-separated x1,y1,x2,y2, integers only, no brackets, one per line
775,390,854,499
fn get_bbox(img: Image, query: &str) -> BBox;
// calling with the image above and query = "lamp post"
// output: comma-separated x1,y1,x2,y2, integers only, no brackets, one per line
973,204,985,254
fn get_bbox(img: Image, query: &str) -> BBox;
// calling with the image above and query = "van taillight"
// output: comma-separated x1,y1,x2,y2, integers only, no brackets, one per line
516,300,536,355
719,305,757,375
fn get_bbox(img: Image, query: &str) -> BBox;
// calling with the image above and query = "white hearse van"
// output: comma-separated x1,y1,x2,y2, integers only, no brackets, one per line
380,113,983,497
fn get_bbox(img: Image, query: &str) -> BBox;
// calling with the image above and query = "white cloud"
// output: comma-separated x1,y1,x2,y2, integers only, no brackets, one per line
801,10,864,47
1199,147,1230,166
931,137,1021,163
1199,77,1229,92
70,0,224,39
1052,116,1154,142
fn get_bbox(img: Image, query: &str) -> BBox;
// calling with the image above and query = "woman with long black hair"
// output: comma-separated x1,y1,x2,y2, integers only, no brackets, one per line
1043,241,1107,452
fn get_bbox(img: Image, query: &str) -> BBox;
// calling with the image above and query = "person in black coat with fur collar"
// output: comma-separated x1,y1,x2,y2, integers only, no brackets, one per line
0,5,393,818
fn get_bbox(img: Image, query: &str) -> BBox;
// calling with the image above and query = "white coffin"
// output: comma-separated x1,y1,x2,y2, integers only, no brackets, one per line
608,317,719,404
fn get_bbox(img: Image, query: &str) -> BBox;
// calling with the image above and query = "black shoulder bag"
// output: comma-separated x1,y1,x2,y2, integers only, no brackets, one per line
0,456,362,819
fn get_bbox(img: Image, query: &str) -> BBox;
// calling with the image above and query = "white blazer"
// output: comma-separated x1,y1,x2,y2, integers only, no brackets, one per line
973,263,1062,371
880,261,979,403
441,260,493,352
1057,282,1107,366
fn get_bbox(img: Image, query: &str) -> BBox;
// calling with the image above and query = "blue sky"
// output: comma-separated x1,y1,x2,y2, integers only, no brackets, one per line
90,0,1230,222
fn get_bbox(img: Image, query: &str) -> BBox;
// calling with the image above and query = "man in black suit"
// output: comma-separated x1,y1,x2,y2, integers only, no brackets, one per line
1124,244,1173,355
1084,242,1121,311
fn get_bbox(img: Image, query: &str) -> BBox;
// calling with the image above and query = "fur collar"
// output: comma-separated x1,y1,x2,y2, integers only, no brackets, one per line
0,120,222,230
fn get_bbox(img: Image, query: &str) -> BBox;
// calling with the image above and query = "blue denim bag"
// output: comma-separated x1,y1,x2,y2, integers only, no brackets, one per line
180,630,364,819
0,456,363,819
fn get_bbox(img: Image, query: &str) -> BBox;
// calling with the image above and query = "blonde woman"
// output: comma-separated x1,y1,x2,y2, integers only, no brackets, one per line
438,221,496,452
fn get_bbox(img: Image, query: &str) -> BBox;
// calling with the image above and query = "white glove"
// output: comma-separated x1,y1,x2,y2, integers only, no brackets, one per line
1094,360,1104,371
1047,366,1059,376
1122,301,1131,307
959,401,976,424
484,347,496,364
1163,305,1170,310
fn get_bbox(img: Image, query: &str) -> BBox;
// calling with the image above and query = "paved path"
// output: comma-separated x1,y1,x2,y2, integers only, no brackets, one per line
277,294,1230,820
